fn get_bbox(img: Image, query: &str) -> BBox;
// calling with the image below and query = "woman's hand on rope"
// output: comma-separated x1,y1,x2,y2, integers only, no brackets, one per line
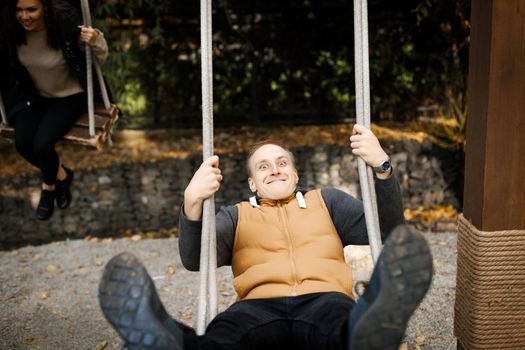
183,155,223,221
350,123,389,171
78,25,101,46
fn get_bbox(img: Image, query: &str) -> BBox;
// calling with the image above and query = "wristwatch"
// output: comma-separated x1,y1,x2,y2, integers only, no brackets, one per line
373,157,392,174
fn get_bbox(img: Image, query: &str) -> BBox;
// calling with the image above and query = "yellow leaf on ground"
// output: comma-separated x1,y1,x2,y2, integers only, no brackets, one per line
46,264,60,273
23,338,36,344
415,335,426,345
95,340,108,350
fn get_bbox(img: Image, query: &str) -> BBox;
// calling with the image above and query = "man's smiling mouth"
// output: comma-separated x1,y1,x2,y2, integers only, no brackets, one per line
267,179,286,184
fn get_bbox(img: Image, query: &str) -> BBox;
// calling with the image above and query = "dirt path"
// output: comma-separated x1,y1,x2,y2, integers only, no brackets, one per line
0,232,457,350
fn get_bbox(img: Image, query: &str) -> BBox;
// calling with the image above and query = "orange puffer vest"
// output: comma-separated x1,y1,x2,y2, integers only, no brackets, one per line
232,189,354,300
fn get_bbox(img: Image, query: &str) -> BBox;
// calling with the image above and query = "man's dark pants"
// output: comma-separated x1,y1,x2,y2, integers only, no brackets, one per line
182,292,355,350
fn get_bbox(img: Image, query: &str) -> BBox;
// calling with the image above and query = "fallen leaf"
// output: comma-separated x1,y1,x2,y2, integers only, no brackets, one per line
23,338,36,345
51,309,68,320
40,292,50,300
46,264,60,273
95,340,108,350
415,335,426,345
181,312,192,321
167,265,176,276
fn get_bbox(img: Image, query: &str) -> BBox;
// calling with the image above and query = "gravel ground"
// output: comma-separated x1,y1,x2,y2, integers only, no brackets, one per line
0,231,457,350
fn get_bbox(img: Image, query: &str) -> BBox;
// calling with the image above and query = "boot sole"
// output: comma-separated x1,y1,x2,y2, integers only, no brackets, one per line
350,226,433,350
99,253,184,350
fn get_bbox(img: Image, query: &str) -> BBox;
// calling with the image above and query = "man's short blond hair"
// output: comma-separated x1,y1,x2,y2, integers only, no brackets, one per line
246,140,296,177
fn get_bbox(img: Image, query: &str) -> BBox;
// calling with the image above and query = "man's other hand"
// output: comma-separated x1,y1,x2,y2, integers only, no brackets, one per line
183,155,223,220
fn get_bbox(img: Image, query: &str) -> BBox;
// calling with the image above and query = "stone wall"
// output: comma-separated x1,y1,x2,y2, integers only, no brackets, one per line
0,140,460,247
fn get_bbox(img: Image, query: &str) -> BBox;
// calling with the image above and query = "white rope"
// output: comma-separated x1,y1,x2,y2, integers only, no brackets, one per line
79,0,111,133
354,0,382,264
0,93,7,125
94,62,111,110
360,0,381,263
197,0,217,335
205,0,218,325
80,0,95,136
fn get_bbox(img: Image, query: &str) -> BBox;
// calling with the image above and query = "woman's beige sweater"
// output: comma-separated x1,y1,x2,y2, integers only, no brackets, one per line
17,29,108,98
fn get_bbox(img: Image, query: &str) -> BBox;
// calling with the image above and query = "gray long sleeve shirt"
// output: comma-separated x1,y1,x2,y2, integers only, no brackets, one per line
179,174,404,271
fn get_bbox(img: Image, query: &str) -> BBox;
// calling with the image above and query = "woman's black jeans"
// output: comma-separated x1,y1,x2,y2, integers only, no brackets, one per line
13,93,86,185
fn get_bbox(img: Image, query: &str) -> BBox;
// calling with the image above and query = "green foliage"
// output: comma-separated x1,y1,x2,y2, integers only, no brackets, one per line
120,82,147,115
367,0,470,119
90,0,470,126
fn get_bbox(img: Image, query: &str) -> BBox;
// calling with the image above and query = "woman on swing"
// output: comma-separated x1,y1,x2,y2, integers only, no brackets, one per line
1,0,108,220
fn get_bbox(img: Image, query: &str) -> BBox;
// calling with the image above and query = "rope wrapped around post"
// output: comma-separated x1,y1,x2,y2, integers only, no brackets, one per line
0,93,7,125
353,0,382,264
197,0,218,336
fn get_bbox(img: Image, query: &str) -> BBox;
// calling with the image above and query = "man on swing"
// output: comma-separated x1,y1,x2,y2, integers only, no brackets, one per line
99,124,433,350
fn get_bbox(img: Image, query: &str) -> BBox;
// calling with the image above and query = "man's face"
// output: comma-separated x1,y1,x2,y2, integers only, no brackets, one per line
16,0,46,32
248,144,299,200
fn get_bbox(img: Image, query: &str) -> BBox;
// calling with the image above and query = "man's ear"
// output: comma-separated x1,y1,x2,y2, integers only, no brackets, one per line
248,177,257,193
294,170,299,185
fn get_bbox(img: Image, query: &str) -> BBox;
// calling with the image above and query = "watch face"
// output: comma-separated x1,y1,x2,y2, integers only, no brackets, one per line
381,161,391,172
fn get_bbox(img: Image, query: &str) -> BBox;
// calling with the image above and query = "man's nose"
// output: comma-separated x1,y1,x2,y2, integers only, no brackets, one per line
270,163,279,174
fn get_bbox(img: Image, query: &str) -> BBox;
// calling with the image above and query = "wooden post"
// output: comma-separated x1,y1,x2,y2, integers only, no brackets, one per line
463,0,525,231
456,1,525,349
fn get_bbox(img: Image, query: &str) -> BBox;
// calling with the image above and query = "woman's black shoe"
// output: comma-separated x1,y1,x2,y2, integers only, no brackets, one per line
56,167,74,209
36,189,55,220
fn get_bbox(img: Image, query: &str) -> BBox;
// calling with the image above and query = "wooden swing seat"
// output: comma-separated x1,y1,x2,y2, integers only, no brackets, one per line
0,103,119,150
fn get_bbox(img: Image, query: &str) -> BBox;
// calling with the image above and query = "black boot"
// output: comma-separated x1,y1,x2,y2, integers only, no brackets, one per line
36,189,55,220
55,166,74,209
99,253,184,350
348,225,433,350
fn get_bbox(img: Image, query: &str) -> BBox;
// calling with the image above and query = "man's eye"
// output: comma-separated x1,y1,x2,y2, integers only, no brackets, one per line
279,161,287,166
259,164,268,170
